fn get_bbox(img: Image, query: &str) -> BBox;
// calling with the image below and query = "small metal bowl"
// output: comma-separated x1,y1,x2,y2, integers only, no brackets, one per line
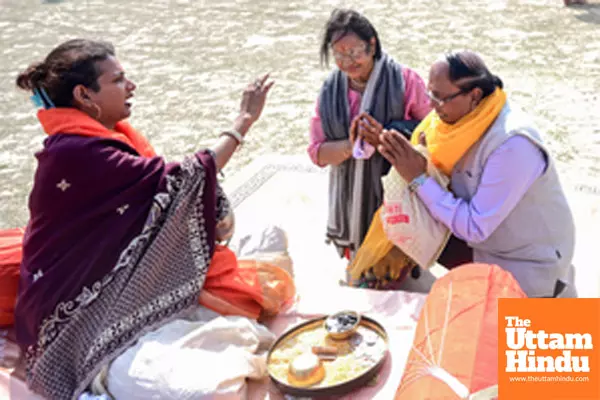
324,310,361,340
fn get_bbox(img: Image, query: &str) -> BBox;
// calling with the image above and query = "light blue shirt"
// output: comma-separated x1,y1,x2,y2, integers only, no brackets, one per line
417,135,547,244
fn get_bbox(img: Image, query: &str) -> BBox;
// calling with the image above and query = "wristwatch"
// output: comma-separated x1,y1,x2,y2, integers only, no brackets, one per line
408,173,429,193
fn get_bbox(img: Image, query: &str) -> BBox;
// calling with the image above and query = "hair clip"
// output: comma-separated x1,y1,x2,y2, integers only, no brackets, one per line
30,89,44,109
39,87,55,108
30,87,55,109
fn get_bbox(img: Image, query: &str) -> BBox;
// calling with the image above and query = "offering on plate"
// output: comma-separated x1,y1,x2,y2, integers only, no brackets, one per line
287,352,326,387
312,345,338,355
267,314,389,397
324,311,361,340
312,345,338,361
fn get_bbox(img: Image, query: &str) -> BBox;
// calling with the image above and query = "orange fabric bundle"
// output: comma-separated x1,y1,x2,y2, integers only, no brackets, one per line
199,244,296,320
395,264,526,400
0,227,25,327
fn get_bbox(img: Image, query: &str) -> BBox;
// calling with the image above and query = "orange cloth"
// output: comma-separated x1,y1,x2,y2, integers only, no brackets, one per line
0,228,25,326
395,263,526,399
37,108,156,157
200,245,296,320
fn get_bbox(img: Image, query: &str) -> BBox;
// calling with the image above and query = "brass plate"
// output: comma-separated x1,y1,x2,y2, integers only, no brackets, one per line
267,315,389,397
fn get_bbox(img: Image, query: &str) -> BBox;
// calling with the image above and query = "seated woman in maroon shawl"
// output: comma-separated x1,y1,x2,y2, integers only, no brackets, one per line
12,38,279,399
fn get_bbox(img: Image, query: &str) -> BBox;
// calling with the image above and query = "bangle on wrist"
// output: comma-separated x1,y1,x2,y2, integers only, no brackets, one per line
220,129,244,146
408,172,428,192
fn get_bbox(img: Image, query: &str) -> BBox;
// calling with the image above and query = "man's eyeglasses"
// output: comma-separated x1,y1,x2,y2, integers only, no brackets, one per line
426,88,470,107
332,44,369,63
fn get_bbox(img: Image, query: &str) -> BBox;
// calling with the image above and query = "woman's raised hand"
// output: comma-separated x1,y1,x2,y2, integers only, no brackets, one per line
239,73,274,126
213,74,274,171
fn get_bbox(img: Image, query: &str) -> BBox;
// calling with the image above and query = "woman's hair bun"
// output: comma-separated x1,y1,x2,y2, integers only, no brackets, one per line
16,62,49,90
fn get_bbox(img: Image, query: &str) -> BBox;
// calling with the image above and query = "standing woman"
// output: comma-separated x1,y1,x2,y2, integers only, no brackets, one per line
307,8,431,263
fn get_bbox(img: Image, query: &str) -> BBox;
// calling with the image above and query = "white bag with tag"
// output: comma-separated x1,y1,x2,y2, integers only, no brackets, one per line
381,145,451,268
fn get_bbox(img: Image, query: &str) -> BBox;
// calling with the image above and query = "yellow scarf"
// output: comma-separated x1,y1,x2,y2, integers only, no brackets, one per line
348,88,507,281
410,88,507,175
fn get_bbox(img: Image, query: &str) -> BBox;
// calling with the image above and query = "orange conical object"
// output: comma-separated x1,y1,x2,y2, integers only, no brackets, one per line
395,264,526,400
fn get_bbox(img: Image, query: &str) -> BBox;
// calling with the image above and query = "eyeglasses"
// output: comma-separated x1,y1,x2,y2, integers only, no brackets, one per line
331,44,370,63
426,88,470,107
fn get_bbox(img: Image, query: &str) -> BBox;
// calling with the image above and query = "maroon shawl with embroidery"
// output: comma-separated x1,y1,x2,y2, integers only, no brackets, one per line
15,124,227,398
